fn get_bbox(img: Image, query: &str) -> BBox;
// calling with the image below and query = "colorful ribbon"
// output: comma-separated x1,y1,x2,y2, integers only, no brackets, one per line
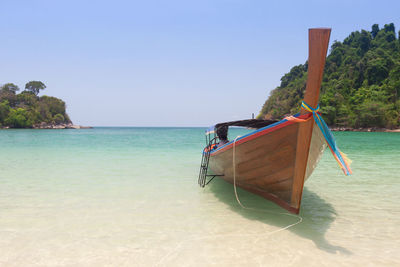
288,101,352,176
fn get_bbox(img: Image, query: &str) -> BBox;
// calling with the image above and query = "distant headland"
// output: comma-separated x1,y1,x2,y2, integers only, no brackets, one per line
0,81,90,129
258,23,400,131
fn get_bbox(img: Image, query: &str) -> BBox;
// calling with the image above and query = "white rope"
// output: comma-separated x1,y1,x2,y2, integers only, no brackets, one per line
233,136,246,208
155,136,303,266
232,135,303,234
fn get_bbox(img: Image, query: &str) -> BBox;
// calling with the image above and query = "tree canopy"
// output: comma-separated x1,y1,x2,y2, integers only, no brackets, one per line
0,81,71,128
258,23,400,129
1,83,20,93
25,81,46,95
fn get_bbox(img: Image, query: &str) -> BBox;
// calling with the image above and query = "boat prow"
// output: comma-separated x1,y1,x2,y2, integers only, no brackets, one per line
198,28,352,214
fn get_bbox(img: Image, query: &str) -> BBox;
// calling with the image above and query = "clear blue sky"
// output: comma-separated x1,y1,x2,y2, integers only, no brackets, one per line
1,0,399,126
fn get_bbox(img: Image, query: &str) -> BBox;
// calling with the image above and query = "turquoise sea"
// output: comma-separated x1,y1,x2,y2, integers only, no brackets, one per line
0,128,399,266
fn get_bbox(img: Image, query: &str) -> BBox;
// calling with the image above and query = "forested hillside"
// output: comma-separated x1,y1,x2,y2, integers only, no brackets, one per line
0,81,71,128
258,23,400,129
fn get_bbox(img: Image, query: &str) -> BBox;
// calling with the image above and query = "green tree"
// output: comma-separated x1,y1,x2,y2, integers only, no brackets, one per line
359,30,371,53
4,108,32,128
1,83,20,93
25,81,46,95
366,58,389,85
371,24,379,38
0,84,18,107
383,23,395,33
0,101,10,123
53,113,65,124
39,96,67,116
17,91,38,107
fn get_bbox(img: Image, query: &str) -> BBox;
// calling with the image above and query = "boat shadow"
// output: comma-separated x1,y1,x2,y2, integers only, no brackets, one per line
207,178,351,255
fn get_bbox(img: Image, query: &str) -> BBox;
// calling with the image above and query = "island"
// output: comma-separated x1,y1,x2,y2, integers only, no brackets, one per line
0,81,89,129
258,23,400,131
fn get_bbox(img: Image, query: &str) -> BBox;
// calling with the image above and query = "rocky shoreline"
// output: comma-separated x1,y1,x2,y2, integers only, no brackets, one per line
1,124,398,131
1,123,92,129
330,127,400,132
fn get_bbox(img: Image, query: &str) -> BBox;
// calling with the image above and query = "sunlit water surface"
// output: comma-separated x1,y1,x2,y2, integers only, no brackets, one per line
0,128,399,266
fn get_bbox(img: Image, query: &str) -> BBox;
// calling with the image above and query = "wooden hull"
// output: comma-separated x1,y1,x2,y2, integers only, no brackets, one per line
208,120,326,214
204,28,332,214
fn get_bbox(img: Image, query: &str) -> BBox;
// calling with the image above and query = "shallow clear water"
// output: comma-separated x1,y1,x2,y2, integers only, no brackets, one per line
0,128,399,266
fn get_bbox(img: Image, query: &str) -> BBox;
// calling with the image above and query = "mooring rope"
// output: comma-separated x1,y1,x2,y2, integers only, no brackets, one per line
155,136,304,266
232,135,303,233
232,136,246,208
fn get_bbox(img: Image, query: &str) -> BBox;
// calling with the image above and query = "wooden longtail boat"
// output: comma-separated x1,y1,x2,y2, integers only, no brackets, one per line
198,28,352,214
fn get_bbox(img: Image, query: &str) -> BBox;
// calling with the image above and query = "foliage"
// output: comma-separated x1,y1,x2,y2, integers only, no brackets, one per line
4,108,31,128
1,83,20,93
0,101,10,123
53,114,65,124
25,81,46,95
0,81,72,128
258,23,400,129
